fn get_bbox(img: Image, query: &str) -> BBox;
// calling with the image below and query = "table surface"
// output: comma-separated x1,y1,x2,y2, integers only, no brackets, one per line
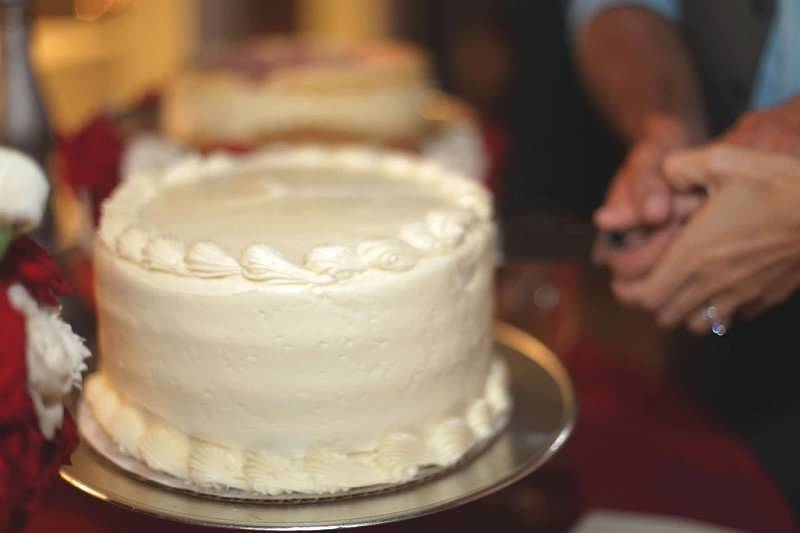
27,215,799,533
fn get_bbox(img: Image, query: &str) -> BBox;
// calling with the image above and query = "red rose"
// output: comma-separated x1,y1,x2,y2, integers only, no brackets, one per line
0,237,70,308
0,279,30,428
57,116,124,224
0,237,80,531
0,410,78,531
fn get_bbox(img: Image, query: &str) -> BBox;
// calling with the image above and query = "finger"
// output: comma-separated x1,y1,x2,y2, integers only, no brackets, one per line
625,143,672,226
685,281,764,335
629,166,671,225
685,260,795,331
665,143,800,190
662,145,718,191
606,223,681,282
655,270,712,328
594,203,637,230
739,267,800,320
594,170,637,230
687,296,738,335
612,224,695,310
708,144,800,182
599,143,674,230
656,257,765,327
672,191,705,220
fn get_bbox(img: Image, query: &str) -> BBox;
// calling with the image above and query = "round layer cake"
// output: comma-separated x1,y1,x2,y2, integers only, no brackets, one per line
161,38,434,148
83,146,511,495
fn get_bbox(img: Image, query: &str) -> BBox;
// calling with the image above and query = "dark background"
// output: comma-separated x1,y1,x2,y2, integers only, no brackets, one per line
392,0,623,221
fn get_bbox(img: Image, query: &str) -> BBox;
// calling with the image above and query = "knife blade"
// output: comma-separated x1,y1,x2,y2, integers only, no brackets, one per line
497,214,597,262
498,214,653,263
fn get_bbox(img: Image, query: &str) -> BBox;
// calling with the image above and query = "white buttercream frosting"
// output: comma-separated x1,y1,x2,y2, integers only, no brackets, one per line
84,358,510,494
96,145,492,282
189,442,249,490
117,227,151,262
185,241,240,278
91,145,504,494
304,245,367,280
143,238,185,274
241,245,327,285
356,240,418,272
108,403,147,456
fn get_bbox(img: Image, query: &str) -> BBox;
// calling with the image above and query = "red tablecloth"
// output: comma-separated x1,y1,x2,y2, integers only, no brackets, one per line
25,337,798,533
564,338,796,533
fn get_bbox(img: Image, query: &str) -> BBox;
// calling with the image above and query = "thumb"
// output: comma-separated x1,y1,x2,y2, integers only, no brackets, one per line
661,144,721,192
665,143,800,191
631,170,672,225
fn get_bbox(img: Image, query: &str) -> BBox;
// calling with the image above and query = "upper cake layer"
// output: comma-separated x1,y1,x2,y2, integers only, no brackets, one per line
98,146,492,287
202,38,428,85
161,38,434,146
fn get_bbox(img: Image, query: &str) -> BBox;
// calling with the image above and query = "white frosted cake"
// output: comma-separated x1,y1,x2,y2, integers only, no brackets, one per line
83,146,510,495
161,38,434,148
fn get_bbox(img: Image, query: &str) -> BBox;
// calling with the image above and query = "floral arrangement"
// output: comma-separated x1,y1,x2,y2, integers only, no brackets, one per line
0,148,90,531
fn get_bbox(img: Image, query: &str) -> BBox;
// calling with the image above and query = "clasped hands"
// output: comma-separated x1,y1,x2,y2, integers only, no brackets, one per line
595,100,800,334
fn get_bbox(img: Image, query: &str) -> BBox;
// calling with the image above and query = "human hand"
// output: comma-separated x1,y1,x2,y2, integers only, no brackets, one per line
613,143,800,334
724,95,800,155
593,140,702,280
595,97,800,281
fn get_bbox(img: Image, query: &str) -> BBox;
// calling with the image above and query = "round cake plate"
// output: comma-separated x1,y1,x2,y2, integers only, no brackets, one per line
60,322,577,530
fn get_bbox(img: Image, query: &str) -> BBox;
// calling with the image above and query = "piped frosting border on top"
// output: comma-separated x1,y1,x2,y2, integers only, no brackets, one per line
97,146,493,285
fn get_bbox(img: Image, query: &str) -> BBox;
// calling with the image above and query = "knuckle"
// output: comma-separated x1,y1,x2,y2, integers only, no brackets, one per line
704,144,732,173
689,319,707,336
636,290,661,312
737,111,766,129
612,282,643,307
656,311,676,328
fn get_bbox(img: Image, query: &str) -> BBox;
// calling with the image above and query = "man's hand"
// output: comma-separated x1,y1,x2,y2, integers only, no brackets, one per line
593,137,703,280
596,96,800,283
725,96,800,155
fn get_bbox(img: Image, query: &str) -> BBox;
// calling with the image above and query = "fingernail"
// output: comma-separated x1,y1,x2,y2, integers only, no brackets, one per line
645,196,669,220
594,207,615,227
595,205,634,228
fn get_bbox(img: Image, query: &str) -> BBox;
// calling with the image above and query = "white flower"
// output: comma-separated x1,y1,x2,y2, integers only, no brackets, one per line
7,284,90,439
0,147,49,232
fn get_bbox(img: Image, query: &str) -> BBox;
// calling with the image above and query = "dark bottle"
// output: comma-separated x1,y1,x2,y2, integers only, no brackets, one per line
0,0,53,247
0,0,51,162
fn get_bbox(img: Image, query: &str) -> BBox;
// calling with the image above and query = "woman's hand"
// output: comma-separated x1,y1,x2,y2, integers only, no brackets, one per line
613,143,800,334
724,96,800,156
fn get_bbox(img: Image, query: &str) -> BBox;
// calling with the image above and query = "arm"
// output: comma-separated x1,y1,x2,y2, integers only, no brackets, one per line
572,2,707,146
569,1,708,279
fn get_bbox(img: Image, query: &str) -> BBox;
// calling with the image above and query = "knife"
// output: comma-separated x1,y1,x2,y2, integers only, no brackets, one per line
497,214,597,262
500,191,702,262
498,214,656,264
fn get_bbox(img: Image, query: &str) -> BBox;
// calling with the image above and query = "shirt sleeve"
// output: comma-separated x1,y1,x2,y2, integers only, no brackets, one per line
567,0,681,36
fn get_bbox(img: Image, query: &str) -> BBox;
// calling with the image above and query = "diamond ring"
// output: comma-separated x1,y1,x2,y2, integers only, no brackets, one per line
704,304,729,336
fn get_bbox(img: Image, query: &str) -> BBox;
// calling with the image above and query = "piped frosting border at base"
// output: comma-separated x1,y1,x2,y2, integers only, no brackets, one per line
83,358,511,495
